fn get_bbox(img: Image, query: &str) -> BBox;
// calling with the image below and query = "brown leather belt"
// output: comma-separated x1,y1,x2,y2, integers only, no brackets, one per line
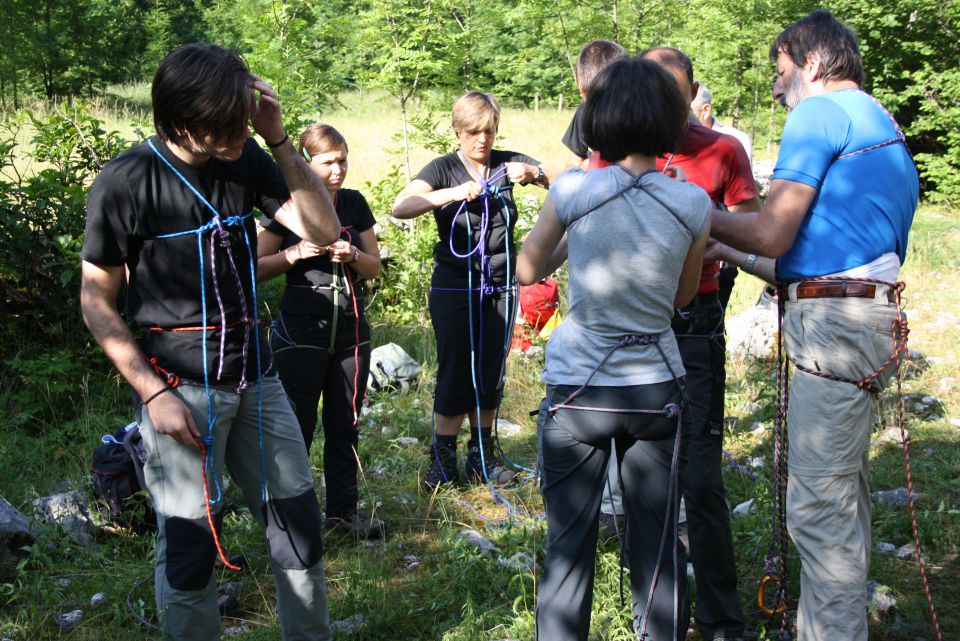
794,281,896,303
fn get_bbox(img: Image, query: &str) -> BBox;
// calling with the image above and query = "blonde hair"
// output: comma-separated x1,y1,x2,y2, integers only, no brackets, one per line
298,123,348,159
451,92,500,133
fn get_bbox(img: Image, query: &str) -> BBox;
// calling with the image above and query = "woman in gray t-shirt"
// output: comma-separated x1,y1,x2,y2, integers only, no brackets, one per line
518,57,710,641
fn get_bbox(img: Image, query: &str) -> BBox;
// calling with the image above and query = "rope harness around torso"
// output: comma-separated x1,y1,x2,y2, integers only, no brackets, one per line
761,276,941,641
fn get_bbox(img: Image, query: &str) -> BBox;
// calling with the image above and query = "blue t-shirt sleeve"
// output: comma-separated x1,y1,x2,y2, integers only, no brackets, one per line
772,97,851,189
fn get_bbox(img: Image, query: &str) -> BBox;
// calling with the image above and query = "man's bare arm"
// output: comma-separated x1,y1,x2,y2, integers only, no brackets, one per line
704,240,777,285
249,78,340,246
711,179,817,257
80,261,201,448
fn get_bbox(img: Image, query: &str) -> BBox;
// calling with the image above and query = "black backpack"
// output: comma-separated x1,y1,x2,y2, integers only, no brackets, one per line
91,422,156,530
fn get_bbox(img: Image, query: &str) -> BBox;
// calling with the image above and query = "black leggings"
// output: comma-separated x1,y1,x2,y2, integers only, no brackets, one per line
270,313,371,520
536,380,689,641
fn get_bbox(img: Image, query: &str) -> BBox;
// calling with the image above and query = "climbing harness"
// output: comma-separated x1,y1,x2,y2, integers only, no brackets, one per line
762,277,942,641
145,138,268,571
547,333,686,641
539,170,703,640
267,223,369,426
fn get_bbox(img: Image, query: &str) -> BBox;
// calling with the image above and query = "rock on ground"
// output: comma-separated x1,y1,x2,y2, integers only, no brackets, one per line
732,499,755,516
332,613,367,635
726,302,779,361
866,580,897,616
457,529,497,554
872,487,914,508
0,494,34,582
33,489,96,547
54,609,83,631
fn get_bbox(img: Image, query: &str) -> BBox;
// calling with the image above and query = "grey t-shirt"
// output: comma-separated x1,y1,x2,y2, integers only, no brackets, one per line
543,166,711,386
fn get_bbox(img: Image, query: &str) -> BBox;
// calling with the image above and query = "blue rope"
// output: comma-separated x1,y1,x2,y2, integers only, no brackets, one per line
147,138,267,504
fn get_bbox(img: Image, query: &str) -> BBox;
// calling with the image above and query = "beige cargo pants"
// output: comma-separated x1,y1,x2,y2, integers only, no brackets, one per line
781,282,902,641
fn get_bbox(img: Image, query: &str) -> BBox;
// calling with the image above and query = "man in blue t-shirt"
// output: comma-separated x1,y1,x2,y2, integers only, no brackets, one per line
710,10,918,641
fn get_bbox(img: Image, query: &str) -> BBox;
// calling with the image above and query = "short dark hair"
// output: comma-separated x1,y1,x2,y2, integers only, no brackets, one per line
770,9,864,85
582,57,688,161
152,43,254,147
639,47,694,85
576,40,628,92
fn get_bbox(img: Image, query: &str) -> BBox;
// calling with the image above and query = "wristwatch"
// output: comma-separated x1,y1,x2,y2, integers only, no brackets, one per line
534,166,546,184
352,246,361,263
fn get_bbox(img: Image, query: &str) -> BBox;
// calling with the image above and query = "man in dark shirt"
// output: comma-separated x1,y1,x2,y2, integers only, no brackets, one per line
642,47,758,641
561,40,627,171
80,43,340,640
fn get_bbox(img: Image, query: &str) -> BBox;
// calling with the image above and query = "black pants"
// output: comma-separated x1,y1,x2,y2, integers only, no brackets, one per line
270,313,371,520
537,381,688,641
429,287,514,416
672,292,744,639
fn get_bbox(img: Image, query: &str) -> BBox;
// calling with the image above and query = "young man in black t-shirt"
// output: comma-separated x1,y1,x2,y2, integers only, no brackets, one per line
80,44,341,641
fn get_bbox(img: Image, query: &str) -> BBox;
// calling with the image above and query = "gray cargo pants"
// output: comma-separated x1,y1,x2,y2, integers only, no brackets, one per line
138,374,332,641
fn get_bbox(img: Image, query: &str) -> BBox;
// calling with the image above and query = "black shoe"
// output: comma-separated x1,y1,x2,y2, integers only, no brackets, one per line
327,512,388,539
465,441,516,485
423,442,459,488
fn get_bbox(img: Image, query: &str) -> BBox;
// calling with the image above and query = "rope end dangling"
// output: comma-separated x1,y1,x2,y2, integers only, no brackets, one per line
199,440,241,572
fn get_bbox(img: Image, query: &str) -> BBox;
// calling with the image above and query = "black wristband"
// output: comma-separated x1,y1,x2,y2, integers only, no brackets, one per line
266,133,289,148
143,385,173,406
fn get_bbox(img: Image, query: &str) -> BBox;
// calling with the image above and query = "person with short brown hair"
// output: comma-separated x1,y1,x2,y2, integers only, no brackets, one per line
257,123,385,539
80,43,339,640
392,91,548,488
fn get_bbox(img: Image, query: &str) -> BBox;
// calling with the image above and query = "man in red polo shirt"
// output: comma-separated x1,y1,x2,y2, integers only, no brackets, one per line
640,47,759,641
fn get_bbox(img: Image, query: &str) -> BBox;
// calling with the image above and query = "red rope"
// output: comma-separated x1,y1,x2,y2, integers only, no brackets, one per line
768,278,942,640
341,225,363,427
147,319,254,332
345,265,362,426
148,357,181,389
199,441,241,572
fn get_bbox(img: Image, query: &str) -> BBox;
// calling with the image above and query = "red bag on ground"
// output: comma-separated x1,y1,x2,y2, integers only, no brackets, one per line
511,279,559,352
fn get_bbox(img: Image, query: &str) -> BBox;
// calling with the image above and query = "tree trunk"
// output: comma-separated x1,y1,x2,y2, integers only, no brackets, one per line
732,19,745,126
766,99,775,161
400,98,411,182
558,93,563,112
534,94,539,113
612,0,618,41
750,49,761,149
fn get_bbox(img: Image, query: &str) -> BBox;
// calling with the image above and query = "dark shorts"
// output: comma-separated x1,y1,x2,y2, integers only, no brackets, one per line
429,285,515,416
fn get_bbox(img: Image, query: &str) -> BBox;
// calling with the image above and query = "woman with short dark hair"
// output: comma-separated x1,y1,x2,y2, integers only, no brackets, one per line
392,91,548,488
518,57,711,640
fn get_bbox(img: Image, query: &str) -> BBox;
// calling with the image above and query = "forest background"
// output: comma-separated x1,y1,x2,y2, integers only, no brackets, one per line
0,0,958,639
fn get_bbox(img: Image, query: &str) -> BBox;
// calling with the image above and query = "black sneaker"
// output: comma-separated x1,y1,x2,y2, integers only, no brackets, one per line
423,441,459,488
465,441,516,485
327,512,388,539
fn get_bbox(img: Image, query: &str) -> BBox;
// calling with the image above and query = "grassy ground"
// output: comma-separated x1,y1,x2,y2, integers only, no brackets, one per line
0,93,956,640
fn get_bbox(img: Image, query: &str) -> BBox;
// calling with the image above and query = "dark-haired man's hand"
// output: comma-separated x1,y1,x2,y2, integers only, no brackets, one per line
250,77,286,146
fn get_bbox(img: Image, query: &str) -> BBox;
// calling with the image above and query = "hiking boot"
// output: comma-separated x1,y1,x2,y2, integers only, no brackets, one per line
598,511,626,542
465,441,517,485
423,441,459,488
327,512,388,539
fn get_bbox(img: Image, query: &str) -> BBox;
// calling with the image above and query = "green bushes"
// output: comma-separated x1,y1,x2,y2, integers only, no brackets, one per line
0,104,133,358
